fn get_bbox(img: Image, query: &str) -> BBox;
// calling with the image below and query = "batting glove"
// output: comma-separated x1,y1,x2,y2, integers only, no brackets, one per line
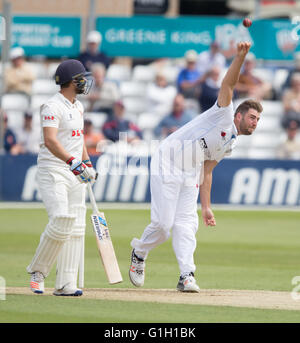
66,157,90,183
83,159,98,184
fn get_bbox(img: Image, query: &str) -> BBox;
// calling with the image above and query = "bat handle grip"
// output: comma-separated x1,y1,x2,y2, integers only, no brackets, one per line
87,182,98,214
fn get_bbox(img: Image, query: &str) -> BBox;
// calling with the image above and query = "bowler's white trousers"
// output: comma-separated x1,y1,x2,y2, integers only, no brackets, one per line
131,151,201,275
27,166,86,290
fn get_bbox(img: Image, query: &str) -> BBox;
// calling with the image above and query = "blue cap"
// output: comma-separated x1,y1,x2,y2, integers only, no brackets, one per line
54,59,90,85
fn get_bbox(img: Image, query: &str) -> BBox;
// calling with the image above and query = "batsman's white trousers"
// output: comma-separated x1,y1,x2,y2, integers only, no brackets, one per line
131,152,201,275
27,167,86,289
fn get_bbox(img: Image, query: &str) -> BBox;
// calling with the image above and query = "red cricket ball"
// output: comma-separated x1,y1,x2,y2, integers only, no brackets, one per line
243,18,252,28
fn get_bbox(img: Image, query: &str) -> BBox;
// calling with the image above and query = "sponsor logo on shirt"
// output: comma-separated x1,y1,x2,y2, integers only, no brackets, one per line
44,115,54,121
72,129,84,137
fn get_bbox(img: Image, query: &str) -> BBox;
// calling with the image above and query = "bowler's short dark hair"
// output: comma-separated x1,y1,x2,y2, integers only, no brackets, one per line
234,100,263,117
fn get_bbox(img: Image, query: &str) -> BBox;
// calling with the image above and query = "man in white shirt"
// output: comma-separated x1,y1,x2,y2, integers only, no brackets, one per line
197,41,226,76
27,59,97,296
16,112,40,154
129,42,263,292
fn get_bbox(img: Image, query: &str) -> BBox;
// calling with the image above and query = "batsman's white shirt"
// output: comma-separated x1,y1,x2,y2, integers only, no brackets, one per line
38,92,84,169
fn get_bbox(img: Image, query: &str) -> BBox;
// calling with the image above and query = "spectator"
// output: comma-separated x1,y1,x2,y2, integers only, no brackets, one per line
199,66,222,112
2,112,22,155
16,112,40,154
177,50,201,100
83,119,105,156
102,100,143,143
197,41,226,76
277,120,300,160
4,47,35,96
86,63,120,115
146,70,177,116
154,94,193,138
78,31,111,72
282,52,300,91
235,53,272,100
282,73,300,127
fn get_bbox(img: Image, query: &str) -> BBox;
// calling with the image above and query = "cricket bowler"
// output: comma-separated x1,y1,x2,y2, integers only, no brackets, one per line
27,59,97,296
129,42,263,292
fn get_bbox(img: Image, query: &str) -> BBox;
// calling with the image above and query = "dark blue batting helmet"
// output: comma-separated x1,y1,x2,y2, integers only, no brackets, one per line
54,59,92,94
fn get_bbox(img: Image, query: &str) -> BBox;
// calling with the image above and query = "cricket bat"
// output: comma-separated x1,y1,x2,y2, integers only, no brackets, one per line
87,183,123,284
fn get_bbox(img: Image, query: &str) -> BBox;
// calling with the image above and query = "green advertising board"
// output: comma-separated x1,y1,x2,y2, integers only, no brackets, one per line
96,16,300,60
8,16,81,58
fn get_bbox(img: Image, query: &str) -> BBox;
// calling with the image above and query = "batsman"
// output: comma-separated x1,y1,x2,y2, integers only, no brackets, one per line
27,60,97,296
129,42,263,292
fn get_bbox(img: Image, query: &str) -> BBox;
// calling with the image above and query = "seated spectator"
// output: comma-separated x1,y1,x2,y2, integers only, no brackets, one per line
177,50,201,100
154,94,193,138
2,112,22,155
4,47,35,97
277,120,300,160
83,119,105,155
87,63,120,115
199,66,222,112
102,100,143,143
235,53,272,100
197,41,226,76
78,31,111,72
282,73,300,127
16,112,40,154
146,70,177,116
282,52,300,91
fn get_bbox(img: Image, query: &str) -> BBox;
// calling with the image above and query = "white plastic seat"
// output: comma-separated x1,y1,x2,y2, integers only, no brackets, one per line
32,79,59,95
31,95,51,111
2,94,30,111
120,81,146,97
28,62,48,79
248,148,277,159
84,112,107,129
5,110,24,130
132,65,155,83
273,68,288,92
122,97,147,114
250,133,279,149
107,64,131,82
137,112,161,130
162,66,180,84
260,100,283,117
252,68,274,83
47,62,60,79
255,115,281,132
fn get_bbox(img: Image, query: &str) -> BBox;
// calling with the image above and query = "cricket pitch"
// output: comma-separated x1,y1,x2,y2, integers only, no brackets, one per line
7,287,300,311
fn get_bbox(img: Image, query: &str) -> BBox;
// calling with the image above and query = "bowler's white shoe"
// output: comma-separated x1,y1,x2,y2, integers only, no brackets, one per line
53,285,83,296
129,250,145,287
176,272,200,293
30,271,45,294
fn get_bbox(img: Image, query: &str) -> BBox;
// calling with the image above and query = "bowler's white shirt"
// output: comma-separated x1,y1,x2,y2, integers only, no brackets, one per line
158,101,237,179
38,92,84,169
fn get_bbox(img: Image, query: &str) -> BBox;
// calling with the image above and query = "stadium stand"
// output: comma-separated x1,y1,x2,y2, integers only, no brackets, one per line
1,58,292,158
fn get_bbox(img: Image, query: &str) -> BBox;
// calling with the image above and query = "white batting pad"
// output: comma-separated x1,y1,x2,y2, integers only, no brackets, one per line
27,214,76,277
56,205,86,290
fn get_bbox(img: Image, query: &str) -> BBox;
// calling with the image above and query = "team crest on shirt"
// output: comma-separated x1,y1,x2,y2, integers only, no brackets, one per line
67,113,73,120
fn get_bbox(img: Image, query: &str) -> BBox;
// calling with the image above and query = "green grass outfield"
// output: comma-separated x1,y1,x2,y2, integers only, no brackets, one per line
1,208,300,323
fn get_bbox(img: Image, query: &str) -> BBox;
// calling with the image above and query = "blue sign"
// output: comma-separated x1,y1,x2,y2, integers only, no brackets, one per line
1,154,300,206
8,16,81,57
